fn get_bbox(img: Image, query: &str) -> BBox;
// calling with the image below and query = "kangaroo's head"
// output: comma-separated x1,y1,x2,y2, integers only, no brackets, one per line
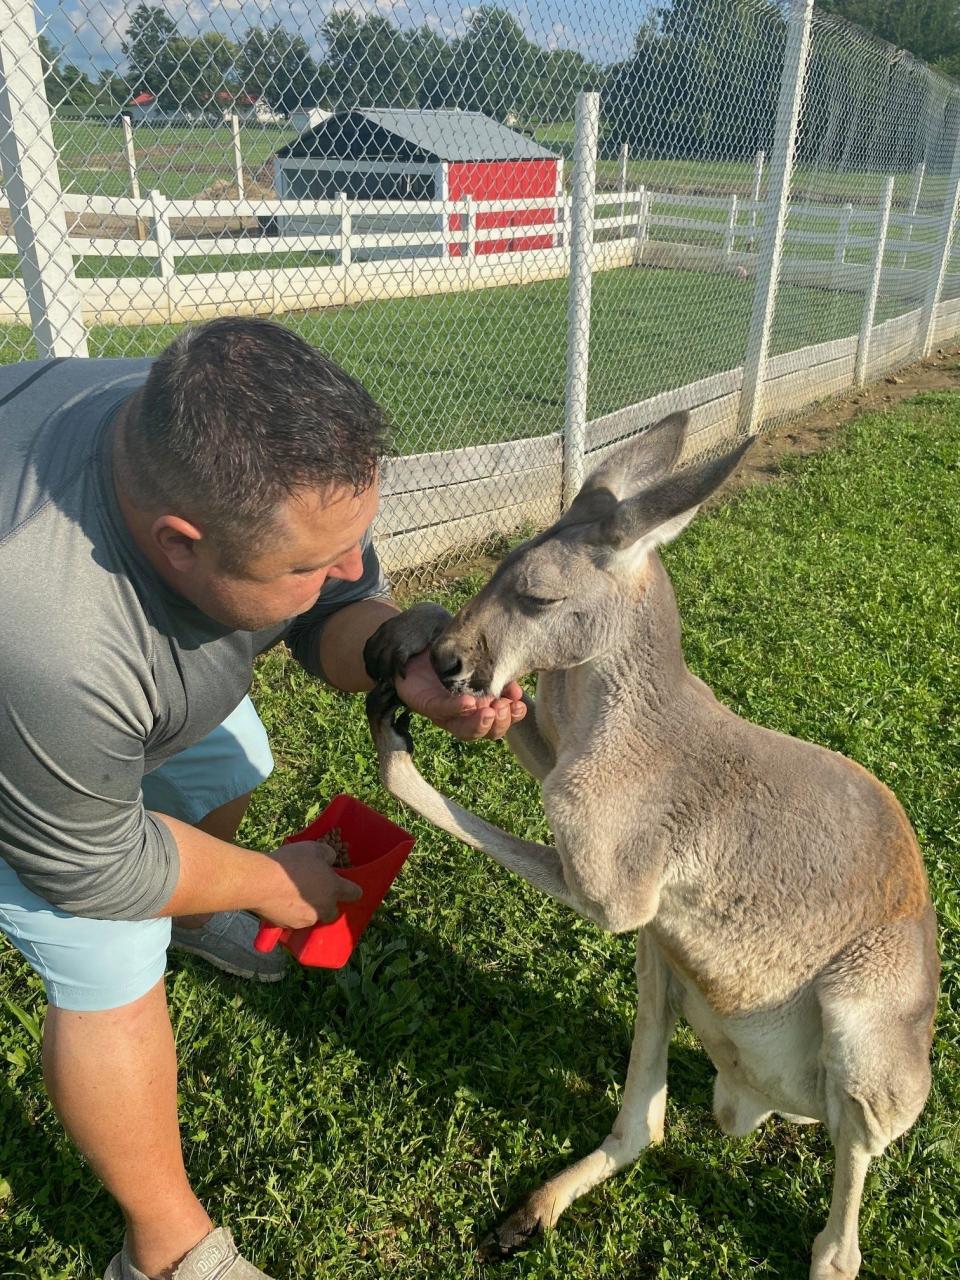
432,413,749,696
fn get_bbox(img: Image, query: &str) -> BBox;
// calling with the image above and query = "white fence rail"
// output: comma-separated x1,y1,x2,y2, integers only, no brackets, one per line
0,185,948,298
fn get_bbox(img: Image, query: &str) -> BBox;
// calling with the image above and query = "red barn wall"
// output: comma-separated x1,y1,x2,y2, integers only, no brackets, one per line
447,159,558,255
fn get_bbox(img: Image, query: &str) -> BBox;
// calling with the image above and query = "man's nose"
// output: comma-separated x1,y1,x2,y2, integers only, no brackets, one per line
329,544,365,582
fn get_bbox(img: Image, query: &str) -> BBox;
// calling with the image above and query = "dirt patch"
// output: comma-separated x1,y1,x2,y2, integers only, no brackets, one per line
720,340,960,499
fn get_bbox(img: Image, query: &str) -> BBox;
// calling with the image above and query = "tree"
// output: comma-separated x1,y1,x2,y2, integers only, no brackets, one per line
122,3,179,97
449,7,539,120
123,6,237,114
321,11,417,109
604,0,784,161
816,0,960,68
37,33,97,112
238,24,318,113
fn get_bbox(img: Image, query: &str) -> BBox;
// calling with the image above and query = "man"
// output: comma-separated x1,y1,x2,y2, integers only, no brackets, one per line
0,317,525,1280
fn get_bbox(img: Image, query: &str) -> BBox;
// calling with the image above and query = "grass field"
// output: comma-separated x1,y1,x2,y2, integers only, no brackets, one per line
47,119,288,199
8,118,940,207
0,391,957,1278
0,264,877,454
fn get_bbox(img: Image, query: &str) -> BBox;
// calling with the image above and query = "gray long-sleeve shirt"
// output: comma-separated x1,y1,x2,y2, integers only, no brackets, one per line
0,357,390,920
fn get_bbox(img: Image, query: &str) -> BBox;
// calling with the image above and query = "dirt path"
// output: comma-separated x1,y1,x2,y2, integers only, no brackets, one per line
726,340,960,496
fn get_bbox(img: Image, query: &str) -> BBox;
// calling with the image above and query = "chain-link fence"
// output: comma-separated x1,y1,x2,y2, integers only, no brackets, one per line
2,0,959,574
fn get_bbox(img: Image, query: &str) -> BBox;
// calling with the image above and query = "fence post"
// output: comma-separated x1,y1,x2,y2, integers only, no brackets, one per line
899,159,925,269
737,0,814,438
920,125,960,357
724,193,739,258
634,184,649,263
0,0,88,357
338,192,352,269
562,90,600,510
748,148,765,252
618,142,629,237
121,114,148,240
834,202,853,264
855,175,894,387
230,112,245,201
462,195,475,284
149,189,175,282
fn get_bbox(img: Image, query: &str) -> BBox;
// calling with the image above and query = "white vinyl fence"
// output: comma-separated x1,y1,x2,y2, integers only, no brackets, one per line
3,0,960,572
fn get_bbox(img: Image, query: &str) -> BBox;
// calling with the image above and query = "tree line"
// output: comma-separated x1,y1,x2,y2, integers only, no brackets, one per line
41,3,600,124
39,0,960,175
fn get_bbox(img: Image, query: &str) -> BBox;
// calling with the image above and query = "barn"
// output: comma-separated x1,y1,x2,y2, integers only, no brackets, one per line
273,108,562,256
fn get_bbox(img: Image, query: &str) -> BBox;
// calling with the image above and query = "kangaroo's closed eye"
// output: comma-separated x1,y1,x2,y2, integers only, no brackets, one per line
518,594,564,609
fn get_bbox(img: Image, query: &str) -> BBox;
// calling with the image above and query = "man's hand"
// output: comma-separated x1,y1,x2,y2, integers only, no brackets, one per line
394,649,526,741
258,840,363,929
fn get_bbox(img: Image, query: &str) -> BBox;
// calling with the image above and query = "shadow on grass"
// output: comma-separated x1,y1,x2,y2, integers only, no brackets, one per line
0,1072,122,1268
168,914,825,1276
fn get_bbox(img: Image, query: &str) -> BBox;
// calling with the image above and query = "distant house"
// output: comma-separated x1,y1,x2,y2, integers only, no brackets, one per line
218,92,284,125
124,91,205,126
274,108,561,257
127,91,158,124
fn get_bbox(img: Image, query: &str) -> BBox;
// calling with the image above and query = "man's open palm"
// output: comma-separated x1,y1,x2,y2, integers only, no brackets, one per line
394,650,525,741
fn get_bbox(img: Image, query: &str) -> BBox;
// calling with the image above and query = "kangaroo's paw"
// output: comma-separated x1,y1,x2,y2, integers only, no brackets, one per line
478,1196,553,1262
810,1233,862,1280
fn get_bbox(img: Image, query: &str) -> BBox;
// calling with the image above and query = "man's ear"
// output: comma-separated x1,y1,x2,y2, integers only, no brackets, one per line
593,437,752,555
151,514,204,572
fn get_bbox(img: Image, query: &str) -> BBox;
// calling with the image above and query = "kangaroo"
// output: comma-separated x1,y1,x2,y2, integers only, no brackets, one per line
363,413,939,1279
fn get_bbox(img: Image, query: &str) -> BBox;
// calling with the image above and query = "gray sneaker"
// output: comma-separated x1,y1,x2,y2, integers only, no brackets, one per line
104,1227,273,1279
169,910,288,982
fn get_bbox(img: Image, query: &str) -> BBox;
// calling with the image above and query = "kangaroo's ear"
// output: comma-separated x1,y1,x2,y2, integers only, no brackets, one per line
558,412,689,528
593,437,752,554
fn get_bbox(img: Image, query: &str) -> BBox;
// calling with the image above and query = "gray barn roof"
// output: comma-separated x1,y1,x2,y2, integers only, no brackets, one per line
277,109,558,163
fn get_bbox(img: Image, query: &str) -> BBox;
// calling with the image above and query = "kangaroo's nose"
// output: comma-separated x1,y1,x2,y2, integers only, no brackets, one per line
432,651,463,681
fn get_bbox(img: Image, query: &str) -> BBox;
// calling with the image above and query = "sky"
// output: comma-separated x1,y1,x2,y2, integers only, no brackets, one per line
34,0,653,77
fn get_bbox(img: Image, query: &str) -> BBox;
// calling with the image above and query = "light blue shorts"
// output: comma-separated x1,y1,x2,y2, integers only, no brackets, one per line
0,695,274,1013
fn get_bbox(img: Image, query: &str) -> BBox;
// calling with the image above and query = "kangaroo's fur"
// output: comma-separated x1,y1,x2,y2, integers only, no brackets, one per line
364,413,939,1278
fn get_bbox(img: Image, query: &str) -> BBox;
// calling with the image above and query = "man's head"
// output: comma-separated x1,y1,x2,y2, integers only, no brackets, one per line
114,317,389,629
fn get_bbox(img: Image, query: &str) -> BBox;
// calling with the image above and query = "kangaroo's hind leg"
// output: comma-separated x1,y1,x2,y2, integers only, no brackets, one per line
481,932,676,1259
810,912,938,1280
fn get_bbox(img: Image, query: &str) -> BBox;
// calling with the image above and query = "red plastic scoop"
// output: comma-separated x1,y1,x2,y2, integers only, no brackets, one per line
253,794,415,969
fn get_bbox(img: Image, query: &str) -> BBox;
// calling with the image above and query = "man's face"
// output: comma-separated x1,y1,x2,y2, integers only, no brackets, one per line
186,481,379,631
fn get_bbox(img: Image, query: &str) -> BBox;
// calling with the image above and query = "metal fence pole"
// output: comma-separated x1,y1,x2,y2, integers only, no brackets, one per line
855,175,894,386
231,112,245,201
920,122,960,357
562,90,600,510
737,0,815,438
0,0,88,357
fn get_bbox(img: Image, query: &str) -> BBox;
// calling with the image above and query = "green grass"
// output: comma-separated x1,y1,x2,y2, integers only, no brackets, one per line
0,117,939,209
0,264,869,454
47,120,289,199
1,391,957,1277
